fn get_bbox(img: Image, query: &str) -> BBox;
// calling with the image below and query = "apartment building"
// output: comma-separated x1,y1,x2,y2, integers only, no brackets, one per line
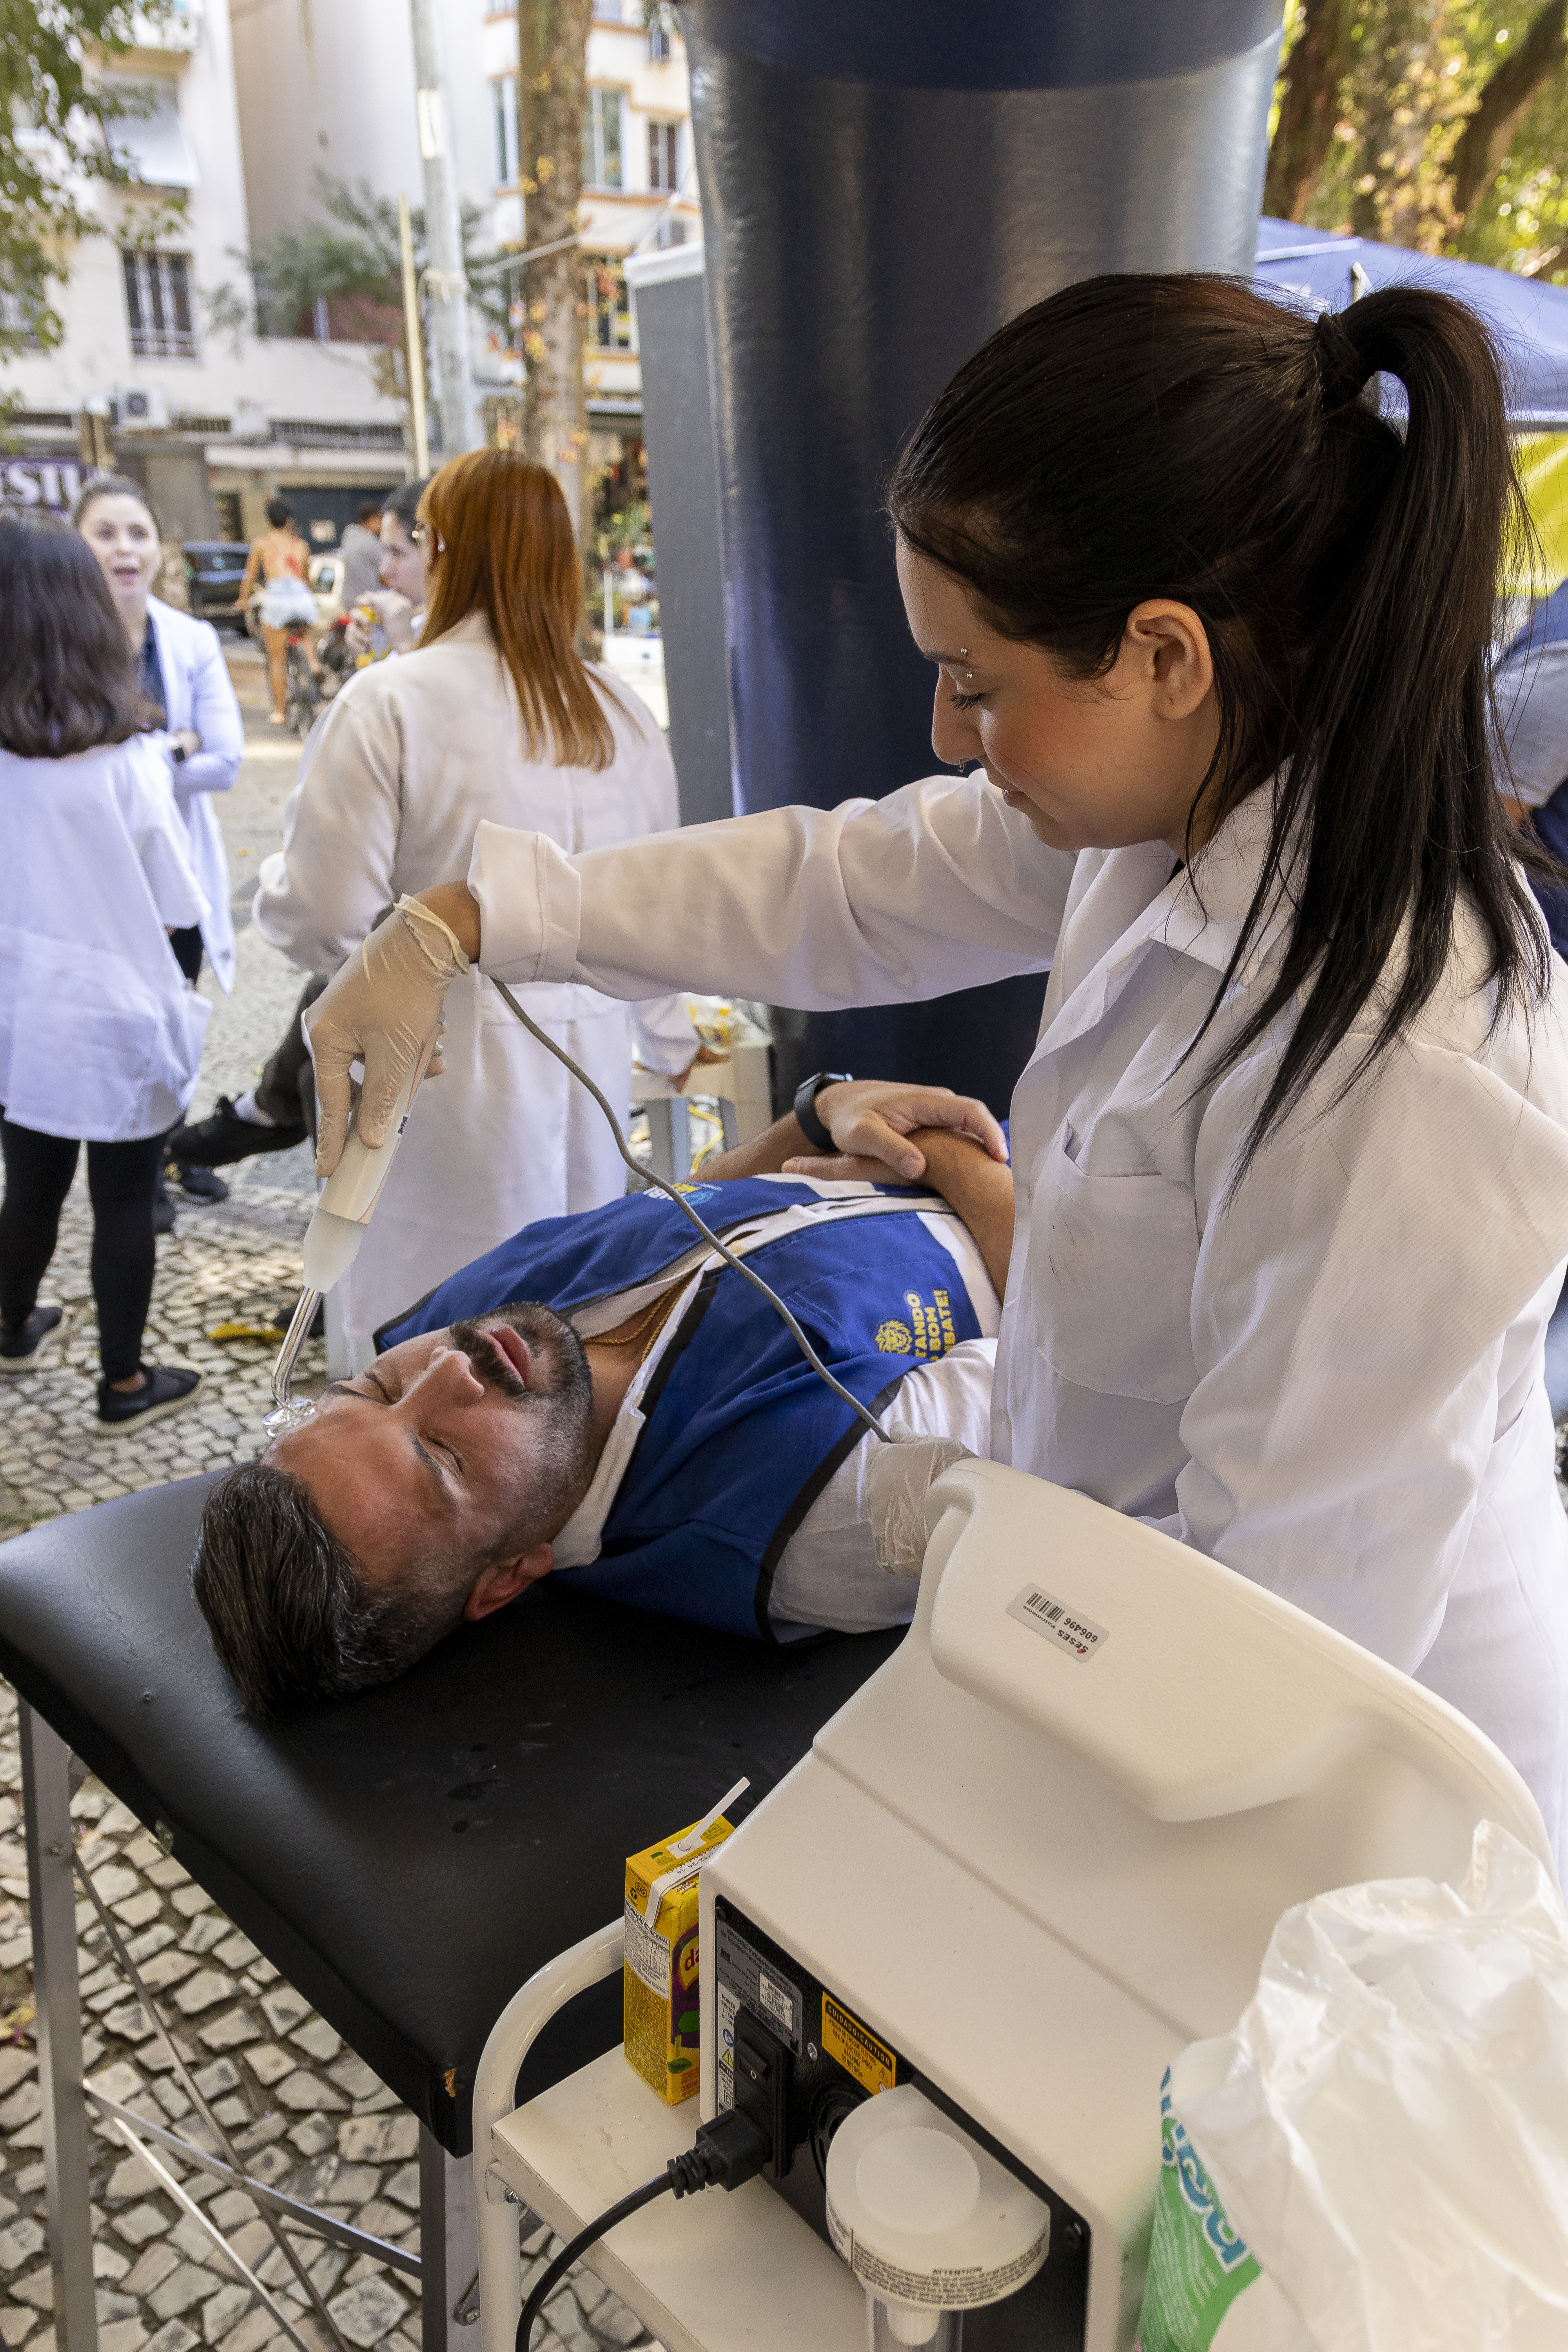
2,0,408,538
484,3,701,495
2,2,700,540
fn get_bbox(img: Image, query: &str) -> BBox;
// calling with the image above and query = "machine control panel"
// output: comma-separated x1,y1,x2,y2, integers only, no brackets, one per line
712,1896,1091,2350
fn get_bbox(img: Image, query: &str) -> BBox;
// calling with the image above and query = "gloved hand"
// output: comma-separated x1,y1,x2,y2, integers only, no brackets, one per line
866,1423,977,1579
305,901,467,1176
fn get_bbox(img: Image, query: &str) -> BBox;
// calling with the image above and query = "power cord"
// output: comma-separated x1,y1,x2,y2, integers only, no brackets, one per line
516,2109,771,2351
490,977,891,1445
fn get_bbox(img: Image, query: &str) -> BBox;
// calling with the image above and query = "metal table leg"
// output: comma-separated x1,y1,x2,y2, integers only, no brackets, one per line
421,2127,480,2352
20,1702,98,2352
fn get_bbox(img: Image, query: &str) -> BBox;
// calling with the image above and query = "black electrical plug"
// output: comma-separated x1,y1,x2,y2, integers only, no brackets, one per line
731,2005,793,2179
516,2110,771,2352
670,2106,772,2195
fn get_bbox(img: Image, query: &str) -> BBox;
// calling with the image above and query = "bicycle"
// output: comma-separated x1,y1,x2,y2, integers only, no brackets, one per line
281,626,319,739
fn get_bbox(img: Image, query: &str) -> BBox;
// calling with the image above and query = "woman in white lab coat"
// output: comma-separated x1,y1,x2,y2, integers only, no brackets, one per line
306,278,1568,1861
254,448,698,1343
0,517,208,1430
73,476,244,995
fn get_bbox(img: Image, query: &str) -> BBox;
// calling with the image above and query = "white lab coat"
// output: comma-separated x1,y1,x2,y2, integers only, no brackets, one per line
0,735,210,1140
253,611,699,1340
145,596,244,993
467,777,1568,1862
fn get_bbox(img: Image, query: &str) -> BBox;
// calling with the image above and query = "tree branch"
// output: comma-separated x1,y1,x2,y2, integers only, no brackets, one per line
1450,0,1568,226
1264,0,1356,222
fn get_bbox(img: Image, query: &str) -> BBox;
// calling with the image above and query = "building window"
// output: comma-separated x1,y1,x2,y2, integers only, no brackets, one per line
589,260,633,350
653,217,686,250
492,74,518,186
0,291,44,352
122,249,197,359
583,88,623,189
648,120,680,193
648,23,672,61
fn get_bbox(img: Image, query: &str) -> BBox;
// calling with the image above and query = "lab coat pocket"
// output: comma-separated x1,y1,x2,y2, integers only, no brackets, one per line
1031,1129,1200,1404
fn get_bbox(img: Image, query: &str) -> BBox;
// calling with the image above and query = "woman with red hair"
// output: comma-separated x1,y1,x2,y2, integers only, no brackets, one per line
253,450,696,1349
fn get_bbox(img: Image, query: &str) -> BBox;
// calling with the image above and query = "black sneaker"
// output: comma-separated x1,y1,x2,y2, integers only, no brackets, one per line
168,1094,307,1168
0,1304,63,1374
96,1365,203,1434
168,1161,230,1204
152,1166,177,1236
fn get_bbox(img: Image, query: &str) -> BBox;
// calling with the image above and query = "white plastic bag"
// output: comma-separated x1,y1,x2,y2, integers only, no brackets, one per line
1150,1821,1568,2352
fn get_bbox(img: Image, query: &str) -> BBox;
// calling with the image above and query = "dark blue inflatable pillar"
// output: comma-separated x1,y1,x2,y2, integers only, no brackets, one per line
682,0,1284,1116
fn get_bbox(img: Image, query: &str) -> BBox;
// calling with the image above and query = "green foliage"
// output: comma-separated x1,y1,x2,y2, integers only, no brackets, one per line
0,0,184,359
241,172,511,343
1276,2,1568,280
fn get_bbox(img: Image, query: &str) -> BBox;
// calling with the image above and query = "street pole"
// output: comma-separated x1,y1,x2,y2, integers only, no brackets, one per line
408,0,481,456
397,194,430,477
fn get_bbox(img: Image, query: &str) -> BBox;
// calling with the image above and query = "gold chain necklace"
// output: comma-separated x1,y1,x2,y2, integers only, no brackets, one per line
584,1283,684,1365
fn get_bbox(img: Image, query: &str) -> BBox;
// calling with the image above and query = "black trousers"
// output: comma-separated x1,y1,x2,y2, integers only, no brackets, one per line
0,1116,165,1382
254,974,327,1139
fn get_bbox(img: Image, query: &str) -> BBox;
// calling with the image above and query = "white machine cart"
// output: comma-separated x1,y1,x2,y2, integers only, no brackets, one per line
472,1460,1555,2351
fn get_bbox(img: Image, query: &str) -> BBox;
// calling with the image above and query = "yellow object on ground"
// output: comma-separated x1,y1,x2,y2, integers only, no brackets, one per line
207,1319,287,1344
623,1809,739,2102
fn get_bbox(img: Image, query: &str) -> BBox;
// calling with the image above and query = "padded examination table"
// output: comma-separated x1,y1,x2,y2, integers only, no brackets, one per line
0,1472,899,2350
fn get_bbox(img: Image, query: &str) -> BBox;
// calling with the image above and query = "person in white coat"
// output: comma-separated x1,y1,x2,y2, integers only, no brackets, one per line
255,448,699,1346
0,516,207,1430
303,277,1568,1867
74,475,245,1209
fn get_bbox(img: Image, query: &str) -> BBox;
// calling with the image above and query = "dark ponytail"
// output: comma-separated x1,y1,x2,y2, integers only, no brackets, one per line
888,274,1551,1176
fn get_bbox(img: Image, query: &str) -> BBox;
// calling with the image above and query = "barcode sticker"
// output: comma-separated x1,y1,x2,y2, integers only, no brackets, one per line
1007,1584,1110,1663
757,1970,793,2033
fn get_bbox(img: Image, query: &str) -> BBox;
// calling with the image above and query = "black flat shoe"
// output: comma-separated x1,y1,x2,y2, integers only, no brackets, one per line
167,1094,308,1168
0,1304,63,1374
168,1161,230,1204
96,1364,203,1434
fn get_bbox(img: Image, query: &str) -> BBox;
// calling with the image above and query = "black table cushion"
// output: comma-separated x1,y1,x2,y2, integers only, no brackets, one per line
0,1476,900,2154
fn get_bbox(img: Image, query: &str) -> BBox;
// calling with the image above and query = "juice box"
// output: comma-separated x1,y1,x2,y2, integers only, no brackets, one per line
623,1808,739,2102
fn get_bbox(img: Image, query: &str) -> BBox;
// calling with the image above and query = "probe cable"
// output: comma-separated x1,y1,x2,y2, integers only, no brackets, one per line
516,2111,771,2351
490,976,891,1445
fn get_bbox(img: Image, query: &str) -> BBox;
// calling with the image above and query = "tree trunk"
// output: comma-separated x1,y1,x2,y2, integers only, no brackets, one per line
1263,0,1355,221
1449,0,1568,227
518,0,593,536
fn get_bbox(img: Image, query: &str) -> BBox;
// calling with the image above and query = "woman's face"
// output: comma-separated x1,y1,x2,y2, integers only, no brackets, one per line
896,541,1221,858
78,493,162,617
379,511,429,604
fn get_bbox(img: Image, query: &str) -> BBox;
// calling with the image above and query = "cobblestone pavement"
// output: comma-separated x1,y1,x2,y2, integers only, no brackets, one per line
0,648,659,2352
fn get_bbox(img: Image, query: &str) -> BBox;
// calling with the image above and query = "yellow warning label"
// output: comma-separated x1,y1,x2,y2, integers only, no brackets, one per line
822,1993,897,2096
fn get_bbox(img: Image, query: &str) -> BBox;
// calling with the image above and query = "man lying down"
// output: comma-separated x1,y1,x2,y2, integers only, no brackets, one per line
193,1080,1015,1712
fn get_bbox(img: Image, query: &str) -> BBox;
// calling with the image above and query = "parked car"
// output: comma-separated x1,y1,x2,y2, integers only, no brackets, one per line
309,551,347,627
183,542,251,629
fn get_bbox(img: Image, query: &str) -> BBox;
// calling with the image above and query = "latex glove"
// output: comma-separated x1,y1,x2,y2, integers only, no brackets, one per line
306,902,466,1176
866,1422,977,1579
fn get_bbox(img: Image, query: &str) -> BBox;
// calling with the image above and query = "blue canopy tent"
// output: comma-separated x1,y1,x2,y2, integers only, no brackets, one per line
1254,215,1568,427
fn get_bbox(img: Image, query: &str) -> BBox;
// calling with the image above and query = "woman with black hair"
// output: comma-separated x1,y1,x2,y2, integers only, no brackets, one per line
305,275,1568,1857
0,516,208,1431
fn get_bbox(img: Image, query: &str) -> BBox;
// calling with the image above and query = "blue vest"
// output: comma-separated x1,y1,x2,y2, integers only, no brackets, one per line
376,1178,986,1639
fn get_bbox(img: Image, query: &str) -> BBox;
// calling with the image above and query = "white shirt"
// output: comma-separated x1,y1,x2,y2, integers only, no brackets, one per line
147,597,244,992
0,735,210,1140
466,779,1568,1863
546,1180,1001,1636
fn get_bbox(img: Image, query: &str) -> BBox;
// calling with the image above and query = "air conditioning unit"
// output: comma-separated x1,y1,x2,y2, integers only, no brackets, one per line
230,397,271,444
115,386,171,432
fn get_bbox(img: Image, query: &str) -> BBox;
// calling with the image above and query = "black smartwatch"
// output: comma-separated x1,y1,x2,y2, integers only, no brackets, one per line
792,1070,853,1153
170,742,187,765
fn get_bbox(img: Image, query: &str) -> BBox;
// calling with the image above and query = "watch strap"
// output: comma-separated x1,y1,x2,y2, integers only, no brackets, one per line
792,1070,853,1154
